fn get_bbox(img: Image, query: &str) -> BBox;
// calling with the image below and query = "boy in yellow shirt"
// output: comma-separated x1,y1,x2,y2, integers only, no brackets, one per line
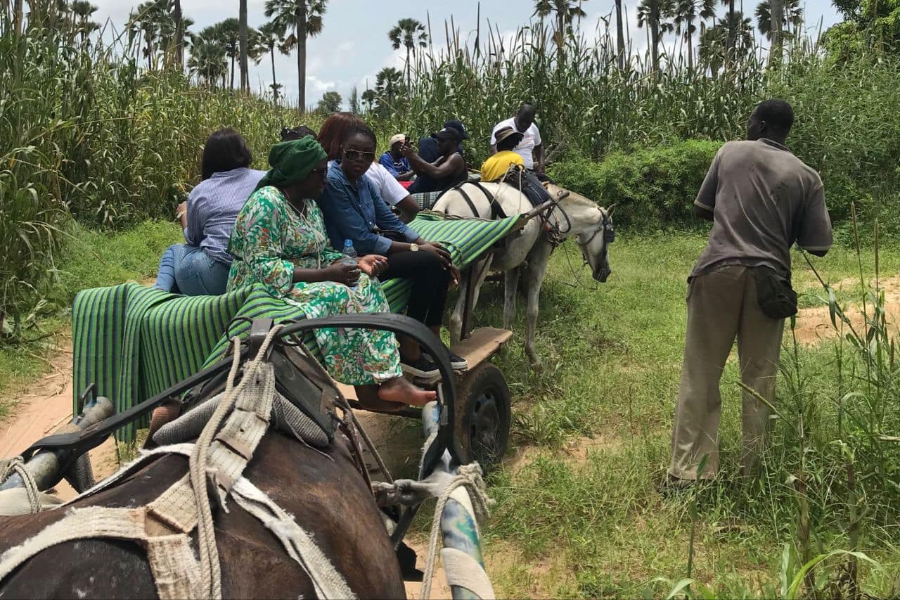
481,127,524,181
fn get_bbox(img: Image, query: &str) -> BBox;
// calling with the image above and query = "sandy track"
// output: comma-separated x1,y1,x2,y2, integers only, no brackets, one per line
0,334,119,500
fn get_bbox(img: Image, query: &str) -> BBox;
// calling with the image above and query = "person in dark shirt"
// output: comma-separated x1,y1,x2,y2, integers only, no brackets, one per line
405,126,468,195
414,119,468,188
666,99,833,488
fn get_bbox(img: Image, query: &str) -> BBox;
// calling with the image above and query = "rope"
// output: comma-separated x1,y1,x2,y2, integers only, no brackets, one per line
190,325,284,600
0,457,41,514
420,463,495,600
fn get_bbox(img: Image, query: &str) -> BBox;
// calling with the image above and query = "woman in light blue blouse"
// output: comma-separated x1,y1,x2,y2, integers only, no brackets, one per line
154,128,264,295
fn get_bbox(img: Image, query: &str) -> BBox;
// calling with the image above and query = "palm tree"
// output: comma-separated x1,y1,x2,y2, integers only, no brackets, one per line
70,0,99,43
213,19,240,89
255,22,283,102
239,0,249,91
388,18,428,89
669,0,716,70
189,27,228,87
374,67,403,115
637,0,673,72
264,0,328,110
348,86,360,114
699,11,754,74
719,0,736,63
756,0,803,38
614,0,626,68
158,10,193,68
12,0,23,35
533,0,589,61
128,0,189,70
173,0,183,68
361,88,376,113
129,0,165,70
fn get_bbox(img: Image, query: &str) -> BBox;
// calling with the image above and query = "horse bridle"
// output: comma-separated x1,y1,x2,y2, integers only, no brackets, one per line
580,209,616,248
544,197,615,253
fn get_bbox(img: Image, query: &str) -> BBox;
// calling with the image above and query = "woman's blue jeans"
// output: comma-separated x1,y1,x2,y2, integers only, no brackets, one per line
154,244,230,296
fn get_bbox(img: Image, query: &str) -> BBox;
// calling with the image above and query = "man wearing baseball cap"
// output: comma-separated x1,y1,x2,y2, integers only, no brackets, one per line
379,133,414,181
405,126,468,194
417,119,469,163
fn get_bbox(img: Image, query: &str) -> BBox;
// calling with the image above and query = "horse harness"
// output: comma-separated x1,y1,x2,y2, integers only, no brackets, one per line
440,179,510,221
0,327,358,600
444,176,616,269
442,177,570,245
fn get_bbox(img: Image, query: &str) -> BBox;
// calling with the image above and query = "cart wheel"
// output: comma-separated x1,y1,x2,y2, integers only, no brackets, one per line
455,363,511,473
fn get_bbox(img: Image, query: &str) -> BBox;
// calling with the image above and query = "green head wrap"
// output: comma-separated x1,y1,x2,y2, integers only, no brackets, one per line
255,137,327,191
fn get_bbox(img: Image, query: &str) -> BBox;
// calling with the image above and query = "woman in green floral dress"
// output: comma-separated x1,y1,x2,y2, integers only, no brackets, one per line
227,137,435,409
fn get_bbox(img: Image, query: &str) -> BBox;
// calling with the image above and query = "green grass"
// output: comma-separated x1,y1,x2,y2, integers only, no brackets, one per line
468,234,900,598
0,220,181,409
47,219,183,308
3,221,899,598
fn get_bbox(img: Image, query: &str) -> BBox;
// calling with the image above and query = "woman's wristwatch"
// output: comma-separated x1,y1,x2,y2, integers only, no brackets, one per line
409,243,419,252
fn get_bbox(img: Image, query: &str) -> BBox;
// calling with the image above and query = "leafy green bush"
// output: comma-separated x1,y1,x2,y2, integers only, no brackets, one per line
770,54,900,240
549,140,722,231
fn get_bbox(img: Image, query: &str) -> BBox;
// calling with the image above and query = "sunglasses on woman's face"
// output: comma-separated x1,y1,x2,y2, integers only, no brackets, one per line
310,167,328,178
343,149,375,162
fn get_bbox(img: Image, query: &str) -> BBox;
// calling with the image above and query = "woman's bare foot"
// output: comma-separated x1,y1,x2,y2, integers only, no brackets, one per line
378,377,436,407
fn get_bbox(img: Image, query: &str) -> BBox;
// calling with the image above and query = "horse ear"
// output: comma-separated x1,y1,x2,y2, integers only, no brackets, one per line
606,203,617,216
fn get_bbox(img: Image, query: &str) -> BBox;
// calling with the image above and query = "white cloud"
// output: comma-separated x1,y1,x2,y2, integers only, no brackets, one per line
355,47,405,95
307,74,336,96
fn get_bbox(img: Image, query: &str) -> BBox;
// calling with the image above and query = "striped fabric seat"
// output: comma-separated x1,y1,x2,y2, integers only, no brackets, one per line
72,212,524,441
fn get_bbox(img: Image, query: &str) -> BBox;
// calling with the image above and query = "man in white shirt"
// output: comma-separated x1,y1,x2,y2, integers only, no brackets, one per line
364,161,420,222
490,103,544,174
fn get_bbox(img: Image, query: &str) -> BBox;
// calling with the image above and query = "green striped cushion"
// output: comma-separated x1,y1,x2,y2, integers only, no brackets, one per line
72,212,523,441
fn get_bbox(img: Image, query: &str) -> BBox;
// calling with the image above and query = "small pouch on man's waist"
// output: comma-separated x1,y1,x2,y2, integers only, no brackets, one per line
753,266,797,319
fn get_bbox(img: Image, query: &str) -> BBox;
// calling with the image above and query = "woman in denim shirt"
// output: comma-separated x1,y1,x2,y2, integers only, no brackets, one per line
318,125,468,378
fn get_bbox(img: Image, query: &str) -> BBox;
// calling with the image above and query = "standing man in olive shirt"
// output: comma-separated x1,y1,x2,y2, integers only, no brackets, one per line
667,100,833,486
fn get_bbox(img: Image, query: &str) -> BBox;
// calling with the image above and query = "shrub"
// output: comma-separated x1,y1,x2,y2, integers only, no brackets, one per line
549,140,722,231
770,54,900,240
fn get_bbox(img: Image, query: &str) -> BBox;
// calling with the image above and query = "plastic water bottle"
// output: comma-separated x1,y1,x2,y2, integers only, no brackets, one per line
341,239,358,289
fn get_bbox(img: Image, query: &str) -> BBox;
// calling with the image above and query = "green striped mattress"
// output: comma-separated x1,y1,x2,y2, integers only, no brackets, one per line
72,212,523,441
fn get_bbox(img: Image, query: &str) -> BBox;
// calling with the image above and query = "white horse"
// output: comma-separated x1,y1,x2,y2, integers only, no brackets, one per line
432,181,614,371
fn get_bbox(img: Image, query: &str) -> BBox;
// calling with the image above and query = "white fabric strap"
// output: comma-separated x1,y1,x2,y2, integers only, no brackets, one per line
146,534,202,600
232,477,356,600
0,488,63,516
0,507,145,580
64,443,196,506
440,547,495,600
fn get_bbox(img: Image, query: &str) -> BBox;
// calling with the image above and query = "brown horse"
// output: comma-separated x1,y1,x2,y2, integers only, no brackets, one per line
0,387,406,598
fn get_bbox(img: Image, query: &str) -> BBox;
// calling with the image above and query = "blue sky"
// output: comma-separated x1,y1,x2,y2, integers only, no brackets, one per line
91,0,842,108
